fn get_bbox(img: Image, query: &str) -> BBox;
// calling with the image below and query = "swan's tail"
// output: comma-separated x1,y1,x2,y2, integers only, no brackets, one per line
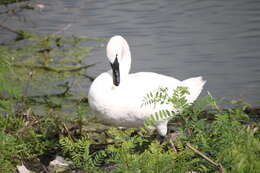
181,76,206,103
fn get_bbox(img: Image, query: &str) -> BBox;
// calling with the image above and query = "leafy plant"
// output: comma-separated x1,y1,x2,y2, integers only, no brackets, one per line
143,86,260,173
0,28,259,173
0,47,21,114
142,86,190,128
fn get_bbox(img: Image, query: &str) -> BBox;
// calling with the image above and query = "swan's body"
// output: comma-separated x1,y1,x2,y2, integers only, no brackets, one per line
88,36,206,136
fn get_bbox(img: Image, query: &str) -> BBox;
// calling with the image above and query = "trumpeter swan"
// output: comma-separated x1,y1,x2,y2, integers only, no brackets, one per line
88,35,206,136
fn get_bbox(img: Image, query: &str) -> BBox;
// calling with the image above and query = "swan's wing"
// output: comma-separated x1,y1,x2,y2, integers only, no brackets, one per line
116,72,181,112
119,72,205,108
125,72,181,94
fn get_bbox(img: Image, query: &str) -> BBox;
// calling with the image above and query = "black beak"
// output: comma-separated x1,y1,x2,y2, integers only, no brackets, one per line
110,57,120,86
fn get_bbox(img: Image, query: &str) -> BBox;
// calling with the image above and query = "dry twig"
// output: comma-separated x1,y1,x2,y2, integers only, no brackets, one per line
0,24,20,34
186,143,224,173
13,63,95,73
63,123,75,140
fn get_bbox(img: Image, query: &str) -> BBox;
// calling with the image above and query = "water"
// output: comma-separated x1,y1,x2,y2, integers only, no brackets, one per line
1,0,260,105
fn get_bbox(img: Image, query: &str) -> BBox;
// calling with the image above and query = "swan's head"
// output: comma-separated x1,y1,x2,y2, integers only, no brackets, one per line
106,35,131,86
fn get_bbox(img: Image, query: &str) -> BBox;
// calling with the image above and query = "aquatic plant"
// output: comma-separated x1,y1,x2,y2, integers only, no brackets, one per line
0,0,29,6
0,47,21,114
0,30,104,116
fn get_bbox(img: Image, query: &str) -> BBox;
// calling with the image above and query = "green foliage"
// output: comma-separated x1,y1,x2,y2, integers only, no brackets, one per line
0,30,259,172
106,128,192,173
0,47,21,114
108,140,175,172
143,87,260,173
0,132,22,173
0,113,50,172
143,86,190,128
0,0,29,6
0,30,103,117
0,31,102,172
143,86,190,108
59,136,93,169
4,31,97,87
54,126,201,173
0,97,259,173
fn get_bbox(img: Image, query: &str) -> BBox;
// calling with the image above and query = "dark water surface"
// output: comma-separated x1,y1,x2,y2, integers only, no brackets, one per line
1,0,260,105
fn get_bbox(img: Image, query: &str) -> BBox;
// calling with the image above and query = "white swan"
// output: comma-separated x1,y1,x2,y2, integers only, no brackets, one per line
88,35,206,136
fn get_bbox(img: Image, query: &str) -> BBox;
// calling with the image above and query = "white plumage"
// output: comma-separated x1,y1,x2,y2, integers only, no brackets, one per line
88,35,206,136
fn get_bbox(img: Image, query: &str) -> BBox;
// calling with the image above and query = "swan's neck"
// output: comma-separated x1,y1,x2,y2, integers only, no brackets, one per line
120,40,131,83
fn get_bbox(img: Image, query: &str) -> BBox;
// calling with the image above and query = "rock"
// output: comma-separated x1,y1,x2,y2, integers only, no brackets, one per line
16,164,33,173
48,156,72,173
35,4,45,9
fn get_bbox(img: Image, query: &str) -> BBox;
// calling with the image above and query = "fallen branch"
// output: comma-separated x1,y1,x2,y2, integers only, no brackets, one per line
53,23,72,35
17,120,39,134
0,24,20,34
27,84,70,99
63,123,75,140
37,158,50,173
186,143,224,173
245,106,260,115
79,72,95,81
13,63,95,73
169,140,178,153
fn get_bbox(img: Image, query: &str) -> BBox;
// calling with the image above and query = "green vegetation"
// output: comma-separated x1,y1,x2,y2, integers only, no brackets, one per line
1,30,104,116
1,1,258,173
143,87,260,172
1,94,259,173
0,25,259,173
0,0,29,6
1,52,260,172
0,29,104,172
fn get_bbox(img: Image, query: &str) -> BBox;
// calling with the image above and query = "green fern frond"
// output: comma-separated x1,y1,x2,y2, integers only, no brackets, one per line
143,86,190,129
